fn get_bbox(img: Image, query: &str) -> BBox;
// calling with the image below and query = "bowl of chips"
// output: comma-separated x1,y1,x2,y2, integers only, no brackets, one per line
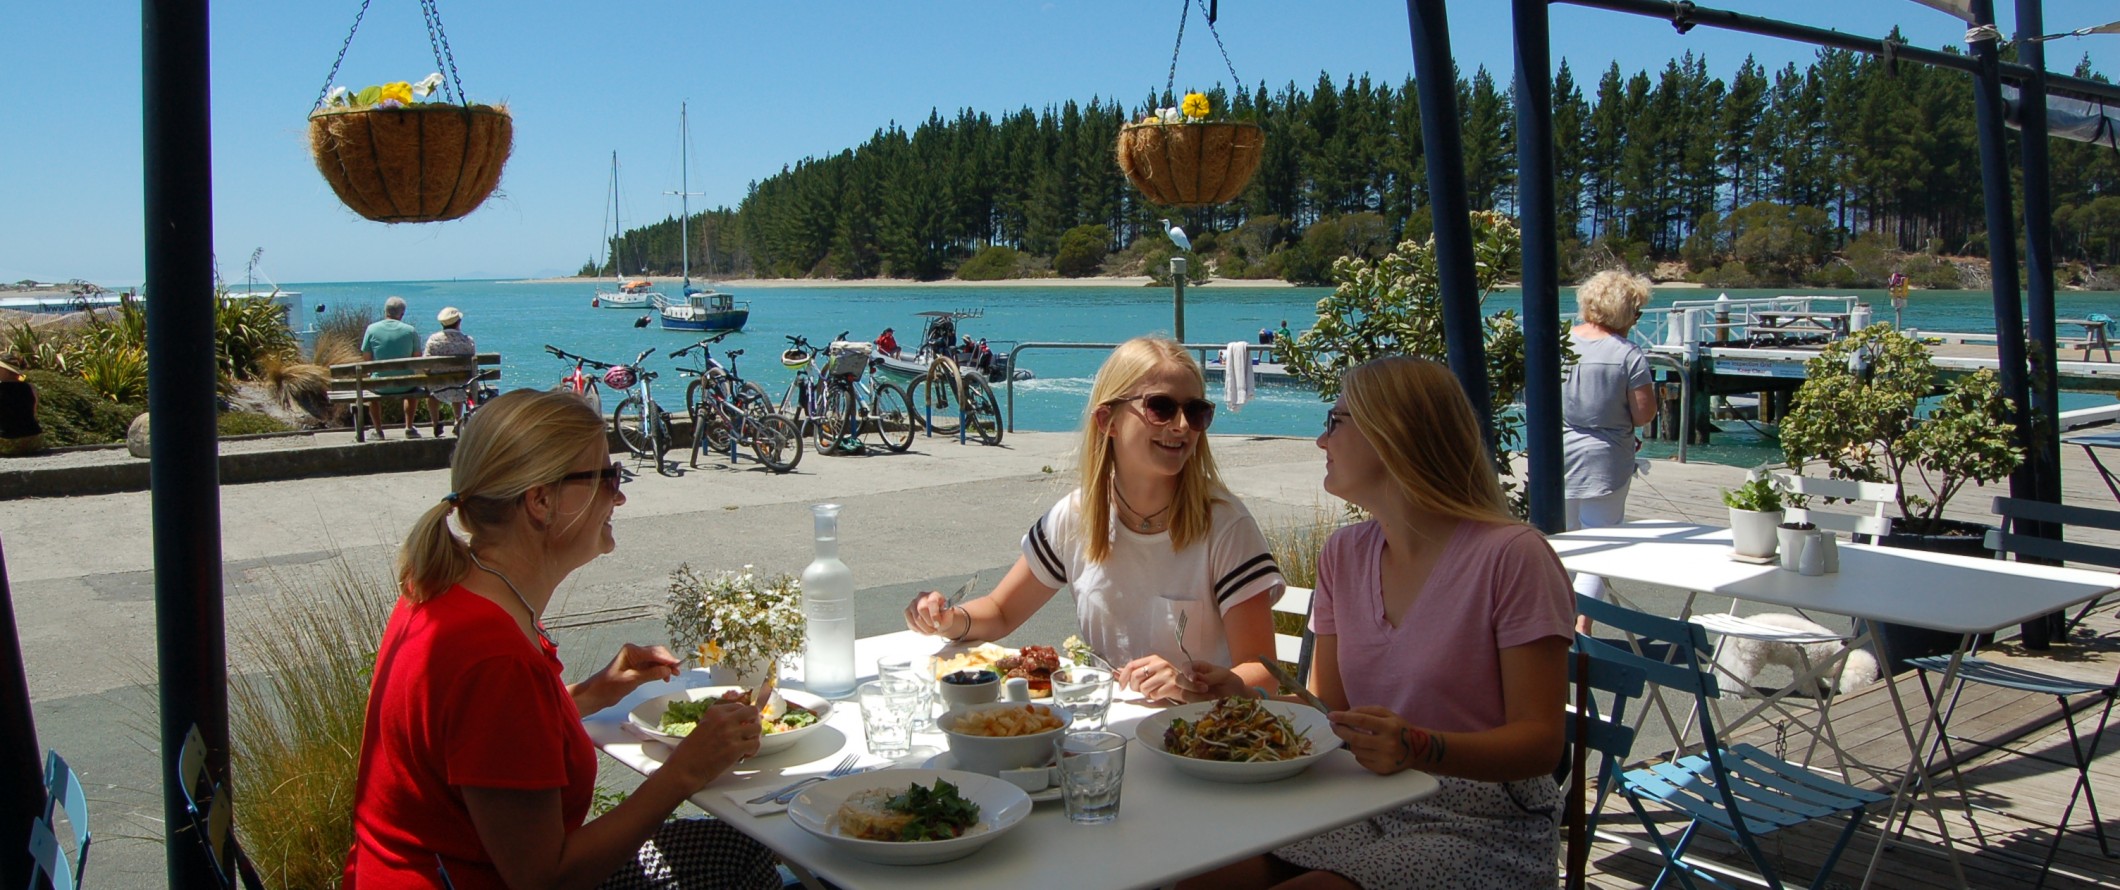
937,702,1072,776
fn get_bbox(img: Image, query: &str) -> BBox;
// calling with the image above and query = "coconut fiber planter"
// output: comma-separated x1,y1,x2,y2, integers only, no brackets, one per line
308,104,512,223
1116,121,1264,208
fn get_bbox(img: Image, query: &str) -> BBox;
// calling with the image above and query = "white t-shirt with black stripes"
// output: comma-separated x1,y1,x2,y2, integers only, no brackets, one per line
1021,488,1284,669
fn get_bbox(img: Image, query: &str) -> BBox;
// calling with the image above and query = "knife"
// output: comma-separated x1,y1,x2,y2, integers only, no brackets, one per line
1255,657,1333,715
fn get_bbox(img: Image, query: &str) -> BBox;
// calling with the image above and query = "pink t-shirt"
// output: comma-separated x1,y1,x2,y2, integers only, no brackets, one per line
1311,519,1574,733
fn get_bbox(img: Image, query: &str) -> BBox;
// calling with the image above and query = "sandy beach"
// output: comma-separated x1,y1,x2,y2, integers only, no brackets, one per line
516,274,1298,288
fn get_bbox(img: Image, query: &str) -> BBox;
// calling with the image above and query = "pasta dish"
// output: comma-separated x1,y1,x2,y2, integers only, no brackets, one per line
1161,697,1314,762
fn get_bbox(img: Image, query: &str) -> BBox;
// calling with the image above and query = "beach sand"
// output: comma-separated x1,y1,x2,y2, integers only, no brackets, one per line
516,274,1296,288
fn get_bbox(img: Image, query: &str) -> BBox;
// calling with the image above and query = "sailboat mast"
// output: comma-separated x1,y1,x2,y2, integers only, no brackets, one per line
608,151,621,284
680,102,690,289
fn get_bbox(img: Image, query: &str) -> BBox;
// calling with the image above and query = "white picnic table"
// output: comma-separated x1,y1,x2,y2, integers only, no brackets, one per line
587,630,1440,890
1547,520,2119,889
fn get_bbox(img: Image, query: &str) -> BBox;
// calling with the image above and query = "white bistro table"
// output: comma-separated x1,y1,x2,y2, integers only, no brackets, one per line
588,631,1440,890
1547,520,2119,888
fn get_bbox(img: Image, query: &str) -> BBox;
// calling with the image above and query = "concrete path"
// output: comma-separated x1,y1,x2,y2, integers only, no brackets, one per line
0,429,1339,886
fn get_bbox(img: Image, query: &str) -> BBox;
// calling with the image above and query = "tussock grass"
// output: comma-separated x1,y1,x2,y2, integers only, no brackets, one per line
229,555,395,889
1265,504,1350,639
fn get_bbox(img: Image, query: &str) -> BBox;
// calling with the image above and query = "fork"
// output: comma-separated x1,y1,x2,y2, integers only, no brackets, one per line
746,753,859,805
1165,597,1195,668
946,571,982,608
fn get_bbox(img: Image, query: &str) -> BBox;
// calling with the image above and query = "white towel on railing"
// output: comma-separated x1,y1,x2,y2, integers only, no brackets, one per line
1223,341,1255,412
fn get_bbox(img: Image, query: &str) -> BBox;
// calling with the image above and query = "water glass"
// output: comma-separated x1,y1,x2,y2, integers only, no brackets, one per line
858,680,917,758
877,655,937,731
1051,665,1116,730
1056,730,1127,824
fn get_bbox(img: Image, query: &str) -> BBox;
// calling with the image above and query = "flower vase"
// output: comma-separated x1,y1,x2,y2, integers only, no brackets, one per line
701,654,778,692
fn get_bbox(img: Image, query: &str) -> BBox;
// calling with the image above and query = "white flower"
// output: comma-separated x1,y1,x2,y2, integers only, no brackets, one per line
325,86,352,108
412,72,444,99
1157,107,1183,124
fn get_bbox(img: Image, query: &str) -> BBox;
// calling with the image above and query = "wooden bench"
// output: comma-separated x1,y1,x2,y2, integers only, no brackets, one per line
328,353,500,441
2054,318,2113,362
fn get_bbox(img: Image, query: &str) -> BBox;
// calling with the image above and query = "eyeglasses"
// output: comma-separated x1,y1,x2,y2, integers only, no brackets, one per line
557,463,624,494
1109,394,1215,431
1322,409,1353,436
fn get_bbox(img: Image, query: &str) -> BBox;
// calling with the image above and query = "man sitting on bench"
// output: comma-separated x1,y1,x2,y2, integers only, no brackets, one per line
360,296,423,439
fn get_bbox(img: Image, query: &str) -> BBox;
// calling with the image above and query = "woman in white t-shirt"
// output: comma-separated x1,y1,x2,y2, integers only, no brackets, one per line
904,336,1284,701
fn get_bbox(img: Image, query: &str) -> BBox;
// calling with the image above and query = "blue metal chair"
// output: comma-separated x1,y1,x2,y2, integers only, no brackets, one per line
1562,635,1646,890
1900,496,2120,887
1577,594,1888,890
177,726,264,890
28,750,89,890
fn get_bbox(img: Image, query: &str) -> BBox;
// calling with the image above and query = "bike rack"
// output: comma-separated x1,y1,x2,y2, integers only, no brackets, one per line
1002,341,1248,433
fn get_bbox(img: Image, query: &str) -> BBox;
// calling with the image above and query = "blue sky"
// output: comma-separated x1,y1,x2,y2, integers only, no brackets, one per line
3,1,2114,285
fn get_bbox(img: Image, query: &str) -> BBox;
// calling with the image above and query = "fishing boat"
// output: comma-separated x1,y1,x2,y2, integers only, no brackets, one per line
872,309,1031,383
656,103,749,333
592,151,662,310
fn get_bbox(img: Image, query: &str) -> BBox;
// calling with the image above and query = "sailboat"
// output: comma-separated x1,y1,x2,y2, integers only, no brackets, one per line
657,102,750,333
592,152,661,310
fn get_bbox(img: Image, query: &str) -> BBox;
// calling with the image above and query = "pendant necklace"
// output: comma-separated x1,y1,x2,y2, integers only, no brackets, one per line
469,550,555,648
1112,484,1172,533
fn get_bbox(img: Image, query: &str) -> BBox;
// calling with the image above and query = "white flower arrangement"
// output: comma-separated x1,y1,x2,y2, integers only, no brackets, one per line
664,563,807,672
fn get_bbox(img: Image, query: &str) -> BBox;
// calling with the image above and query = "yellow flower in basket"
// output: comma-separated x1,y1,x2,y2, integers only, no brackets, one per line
378,81,415,106
1181,92,1211,122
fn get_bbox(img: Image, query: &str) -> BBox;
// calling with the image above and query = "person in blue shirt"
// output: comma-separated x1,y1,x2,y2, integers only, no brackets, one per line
360,296,423,439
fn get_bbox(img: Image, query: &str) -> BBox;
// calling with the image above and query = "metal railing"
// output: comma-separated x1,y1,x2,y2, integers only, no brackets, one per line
1003,341,1261,432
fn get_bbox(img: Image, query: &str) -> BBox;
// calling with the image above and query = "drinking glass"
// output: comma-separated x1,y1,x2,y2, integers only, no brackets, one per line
877,655,936,731
1051,665,1116,731
858,680,917,758
1056,730,1127,824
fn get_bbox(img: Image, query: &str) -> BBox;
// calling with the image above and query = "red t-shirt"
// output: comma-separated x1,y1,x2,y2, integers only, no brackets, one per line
345,586,596,889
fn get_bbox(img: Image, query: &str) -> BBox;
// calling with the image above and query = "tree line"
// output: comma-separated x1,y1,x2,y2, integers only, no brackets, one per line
582,42,2119,285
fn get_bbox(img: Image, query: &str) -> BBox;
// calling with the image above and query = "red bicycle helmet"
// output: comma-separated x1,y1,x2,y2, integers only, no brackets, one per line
603,366,636,390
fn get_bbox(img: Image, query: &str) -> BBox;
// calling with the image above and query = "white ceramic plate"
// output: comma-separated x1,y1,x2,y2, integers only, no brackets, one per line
787,768,1031,865
920,751,1061,803
628,686,831,757
1134,698,1341,783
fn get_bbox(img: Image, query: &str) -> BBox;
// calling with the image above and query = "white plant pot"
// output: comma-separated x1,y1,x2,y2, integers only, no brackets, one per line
699,654,778,690
1728,508,1783,558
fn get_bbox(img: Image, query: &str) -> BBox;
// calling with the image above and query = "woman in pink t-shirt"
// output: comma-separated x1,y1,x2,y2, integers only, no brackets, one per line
1184,356,1574,890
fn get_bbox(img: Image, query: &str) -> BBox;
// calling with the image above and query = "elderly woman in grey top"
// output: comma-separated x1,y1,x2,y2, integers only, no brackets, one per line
1564,270,1656,634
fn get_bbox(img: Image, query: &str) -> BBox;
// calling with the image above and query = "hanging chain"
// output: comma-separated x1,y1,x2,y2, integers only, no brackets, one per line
1164,0,1189,102
312,0,375,111
419,0,467,104
1195,0,1242,90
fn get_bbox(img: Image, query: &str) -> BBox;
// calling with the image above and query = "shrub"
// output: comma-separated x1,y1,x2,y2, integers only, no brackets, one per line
312,306,374,366
217,295,301,384
955,246,1022,281
218,411,294,437
27,370,141,446
1053,224,1112,278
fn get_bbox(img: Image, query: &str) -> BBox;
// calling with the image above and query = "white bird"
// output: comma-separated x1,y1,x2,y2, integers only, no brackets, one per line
1160,218,1192,253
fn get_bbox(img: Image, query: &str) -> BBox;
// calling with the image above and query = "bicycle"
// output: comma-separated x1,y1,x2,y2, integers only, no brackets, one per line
428,375,498,436
606,347,675,476
673,332,773,422
905,353,1003,446
813,333,916,454
677,352,802,473
545,344,607,415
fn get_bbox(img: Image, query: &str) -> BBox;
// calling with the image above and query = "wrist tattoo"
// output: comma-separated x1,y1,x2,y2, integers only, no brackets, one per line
1397,726,1444,766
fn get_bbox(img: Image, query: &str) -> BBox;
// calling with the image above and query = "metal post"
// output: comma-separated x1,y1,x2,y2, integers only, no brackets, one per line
1511,0,1564,533
2015,0,2066,642
1968,0,2034,520
1406,0,1494,452
1170,257,1187,343
0,539,41,888
144,1,231,887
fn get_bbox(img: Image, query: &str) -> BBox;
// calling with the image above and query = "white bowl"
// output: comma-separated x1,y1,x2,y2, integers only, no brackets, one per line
628,686,831,757
938,702,1072,775
1134,698,1341,783
787,768,1030,865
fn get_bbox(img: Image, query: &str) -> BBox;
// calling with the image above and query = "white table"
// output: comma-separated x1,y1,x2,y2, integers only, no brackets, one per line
587,631,1440,890
1548,521,2119,888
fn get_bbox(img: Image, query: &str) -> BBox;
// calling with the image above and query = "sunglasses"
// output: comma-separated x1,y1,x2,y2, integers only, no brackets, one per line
557,463,624,494
1323,409,1353,436
1109,394,1216,431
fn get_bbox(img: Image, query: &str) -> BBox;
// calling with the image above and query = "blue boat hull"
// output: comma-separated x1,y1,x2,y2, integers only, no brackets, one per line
659,308,750,332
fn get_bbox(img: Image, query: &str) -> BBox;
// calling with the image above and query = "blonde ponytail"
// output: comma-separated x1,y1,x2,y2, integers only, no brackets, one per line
397,498,471,602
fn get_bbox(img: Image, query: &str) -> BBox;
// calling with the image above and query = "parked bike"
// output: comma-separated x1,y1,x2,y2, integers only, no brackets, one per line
675,340,801,473
606,348,674,476
674,331,773,422
905,352,1003,446
545,344,608,415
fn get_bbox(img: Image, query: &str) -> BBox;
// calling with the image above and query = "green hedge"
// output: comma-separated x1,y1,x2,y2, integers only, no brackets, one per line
29,370,142,447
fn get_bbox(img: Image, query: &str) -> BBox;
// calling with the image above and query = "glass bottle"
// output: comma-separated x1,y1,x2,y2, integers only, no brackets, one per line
800,503,857,698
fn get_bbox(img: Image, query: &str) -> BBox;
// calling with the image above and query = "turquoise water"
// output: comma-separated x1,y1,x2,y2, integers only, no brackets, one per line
286,281,2120,465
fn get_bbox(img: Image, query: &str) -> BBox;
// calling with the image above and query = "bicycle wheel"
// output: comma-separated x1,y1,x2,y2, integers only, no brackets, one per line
612,396,653,459
685,378,706,419
816,383,856,452
687,402,707,468
737,380,774,418
962,374,1004,446
703,401,736,456
749,413,804,473
914,358,963,434
649,401,674,475
867,381,916,453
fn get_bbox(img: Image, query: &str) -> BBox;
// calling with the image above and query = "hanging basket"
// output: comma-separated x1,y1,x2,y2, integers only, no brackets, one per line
307,103,513,223
1116,121,1264,208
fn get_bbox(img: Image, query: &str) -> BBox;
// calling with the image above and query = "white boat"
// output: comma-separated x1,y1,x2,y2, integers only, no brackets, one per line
592,151,664,310
871,309,1030,383
656,103,748,333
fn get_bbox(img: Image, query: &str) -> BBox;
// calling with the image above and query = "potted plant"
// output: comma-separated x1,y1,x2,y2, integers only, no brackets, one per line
1721,475,1785,559
309,72,512,223
1116,92,1264,208
664,564,807,687
1779,323,2023,665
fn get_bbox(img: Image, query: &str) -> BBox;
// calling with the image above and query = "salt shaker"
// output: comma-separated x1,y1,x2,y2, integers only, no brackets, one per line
1820,532,1840,573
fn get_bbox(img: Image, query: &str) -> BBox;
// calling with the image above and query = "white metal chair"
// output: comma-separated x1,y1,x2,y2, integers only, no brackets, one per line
1770,472,1897,540
1271,585,1315,684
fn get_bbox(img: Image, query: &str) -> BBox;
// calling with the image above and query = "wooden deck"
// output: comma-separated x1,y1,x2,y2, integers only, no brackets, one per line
1573,448,2120,888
